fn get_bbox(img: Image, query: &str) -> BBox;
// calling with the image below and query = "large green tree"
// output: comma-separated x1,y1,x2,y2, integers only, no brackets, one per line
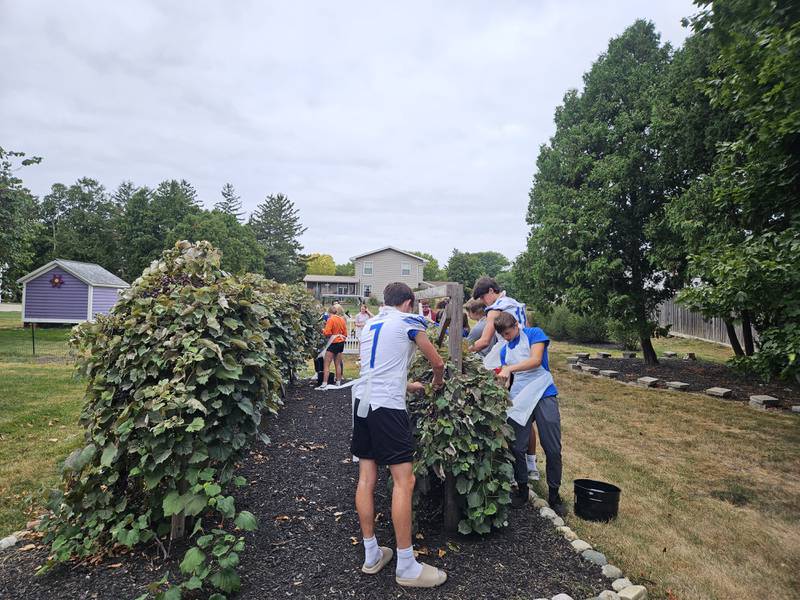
0,148,41,300
472,251,509,278
650,29,751,353
249,193,306,283
168,210,264,274
335,262,355,276
446,249,483,297
214,183,244,222
305,253,335,275
114,180,202,282
408,250,445,281
677,0,800,380
519,20,676,364
36,178,121,273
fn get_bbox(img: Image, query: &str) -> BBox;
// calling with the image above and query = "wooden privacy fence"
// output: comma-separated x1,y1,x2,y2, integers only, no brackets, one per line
658,297,757,346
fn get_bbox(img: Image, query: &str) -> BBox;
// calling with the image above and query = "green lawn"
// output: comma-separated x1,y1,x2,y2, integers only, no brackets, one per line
0,311,22,329
0,360,84,534
0,312,74,361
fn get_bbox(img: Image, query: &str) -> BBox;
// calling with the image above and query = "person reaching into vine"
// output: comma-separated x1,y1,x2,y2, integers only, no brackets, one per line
350,282,448,588
493,311,565,516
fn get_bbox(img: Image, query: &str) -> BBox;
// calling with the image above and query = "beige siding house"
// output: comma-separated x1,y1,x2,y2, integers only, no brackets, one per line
350,247,427,302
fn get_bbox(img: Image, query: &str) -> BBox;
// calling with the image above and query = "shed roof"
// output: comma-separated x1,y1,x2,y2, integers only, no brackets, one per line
18,259,129,287
349,247,428,263
303,275,360,283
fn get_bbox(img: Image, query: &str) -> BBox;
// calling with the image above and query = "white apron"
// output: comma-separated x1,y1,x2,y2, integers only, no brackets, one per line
503,335,554,427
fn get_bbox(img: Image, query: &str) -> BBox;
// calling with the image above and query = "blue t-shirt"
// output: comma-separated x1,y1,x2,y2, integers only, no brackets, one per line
500,327,558,398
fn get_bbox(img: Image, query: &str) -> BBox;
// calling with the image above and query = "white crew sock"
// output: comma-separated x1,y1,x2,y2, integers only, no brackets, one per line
396,546,423,579
363,535,382,568
526,454,538,472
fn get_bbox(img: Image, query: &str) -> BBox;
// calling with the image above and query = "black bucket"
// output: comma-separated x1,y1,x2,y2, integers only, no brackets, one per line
574,479,621,522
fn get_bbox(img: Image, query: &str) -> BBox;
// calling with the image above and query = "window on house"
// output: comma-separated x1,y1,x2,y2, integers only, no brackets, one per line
363,284,372,296
401,262,411,276
363,261,373,275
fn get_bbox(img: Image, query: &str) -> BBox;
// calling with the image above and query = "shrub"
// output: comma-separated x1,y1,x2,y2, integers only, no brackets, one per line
407,351,515,535
39,241,320,598
606,318,640,350
567,312,608,343
531,305,607,343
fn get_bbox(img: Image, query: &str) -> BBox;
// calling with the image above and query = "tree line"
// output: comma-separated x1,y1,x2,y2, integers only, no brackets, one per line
0,161,307,295
514,1,798,379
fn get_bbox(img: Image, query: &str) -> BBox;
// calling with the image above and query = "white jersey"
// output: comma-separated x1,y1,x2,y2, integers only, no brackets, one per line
485,292,527,340
353,307,428,411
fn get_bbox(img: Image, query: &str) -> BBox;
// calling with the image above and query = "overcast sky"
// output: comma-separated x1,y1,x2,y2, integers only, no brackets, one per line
1,1,696,265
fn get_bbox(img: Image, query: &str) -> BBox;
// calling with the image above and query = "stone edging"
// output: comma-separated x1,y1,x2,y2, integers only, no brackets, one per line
567,358,799,415
0,519,40,553
528,490,647,600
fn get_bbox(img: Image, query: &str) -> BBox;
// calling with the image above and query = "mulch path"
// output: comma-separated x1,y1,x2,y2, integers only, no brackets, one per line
583,356,800,409
0,384,607,599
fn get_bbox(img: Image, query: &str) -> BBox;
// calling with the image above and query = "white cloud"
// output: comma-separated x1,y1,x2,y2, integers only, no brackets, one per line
1,0,696,265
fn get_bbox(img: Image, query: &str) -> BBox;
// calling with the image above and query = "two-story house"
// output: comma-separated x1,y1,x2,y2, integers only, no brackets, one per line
351,247,427,302
303,247,427,303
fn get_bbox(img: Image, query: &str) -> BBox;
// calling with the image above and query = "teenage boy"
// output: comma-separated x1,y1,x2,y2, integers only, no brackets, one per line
467,277,541,482
493,311,566,516
351,282,448,588
318,305,347,389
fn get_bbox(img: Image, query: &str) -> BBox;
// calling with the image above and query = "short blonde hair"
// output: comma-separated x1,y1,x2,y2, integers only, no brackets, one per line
328,305,339,315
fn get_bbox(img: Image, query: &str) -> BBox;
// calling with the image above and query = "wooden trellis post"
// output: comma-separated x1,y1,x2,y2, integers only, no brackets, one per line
414,282,463,373
413,282,464,532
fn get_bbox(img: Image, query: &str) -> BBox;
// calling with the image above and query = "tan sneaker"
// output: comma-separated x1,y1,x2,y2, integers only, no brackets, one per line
362,547,393,575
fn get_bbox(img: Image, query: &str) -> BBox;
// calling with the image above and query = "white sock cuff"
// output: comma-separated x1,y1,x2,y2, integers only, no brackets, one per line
364,535,378,546
397,546,414,559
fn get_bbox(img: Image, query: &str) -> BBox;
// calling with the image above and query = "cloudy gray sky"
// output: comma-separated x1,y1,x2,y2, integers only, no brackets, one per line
1,1,696,265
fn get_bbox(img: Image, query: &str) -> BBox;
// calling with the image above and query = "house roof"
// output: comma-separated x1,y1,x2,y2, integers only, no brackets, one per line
303,274,360,283
17,259,129,287
349,247,428,263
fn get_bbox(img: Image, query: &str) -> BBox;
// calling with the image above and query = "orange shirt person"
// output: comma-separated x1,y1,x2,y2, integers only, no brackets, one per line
319,306,348,388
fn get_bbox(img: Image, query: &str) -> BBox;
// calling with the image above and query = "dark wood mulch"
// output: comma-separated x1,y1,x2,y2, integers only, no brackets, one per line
584,356,800,409
0,384,607,599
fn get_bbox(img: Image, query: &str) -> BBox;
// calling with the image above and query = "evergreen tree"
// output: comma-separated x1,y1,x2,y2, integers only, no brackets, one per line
214,183,245,222
249,193,306,283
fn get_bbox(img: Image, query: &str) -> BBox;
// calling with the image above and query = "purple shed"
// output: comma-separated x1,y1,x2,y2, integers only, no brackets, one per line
17,259,129,324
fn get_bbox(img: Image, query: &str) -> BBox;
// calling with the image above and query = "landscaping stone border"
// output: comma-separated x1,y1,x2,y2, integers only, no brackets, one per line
568,356,797,415
526,489,647,600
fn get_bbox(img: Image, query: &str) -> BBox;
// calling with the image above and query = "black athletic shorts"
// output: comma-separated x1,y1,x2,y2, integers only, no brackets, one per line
328,341,345,355
351,403,414,466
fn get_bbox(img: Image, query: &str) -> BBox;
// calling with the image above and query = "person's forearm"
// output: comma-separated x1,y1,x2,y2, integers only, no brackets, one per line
470,336,490,352
508,357,542,373
432,363,444,382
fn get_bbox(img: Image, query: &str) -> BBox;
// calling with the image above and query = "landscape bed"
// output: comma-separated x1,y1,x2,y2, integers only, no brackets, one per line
581,356,800,408
0,384,608,599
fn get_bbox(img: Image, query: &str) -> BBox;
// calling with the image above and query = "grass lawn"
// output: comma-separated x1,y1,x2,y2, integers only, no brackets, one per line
0,360,84,534
538,340,800,600
0,312,74,360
